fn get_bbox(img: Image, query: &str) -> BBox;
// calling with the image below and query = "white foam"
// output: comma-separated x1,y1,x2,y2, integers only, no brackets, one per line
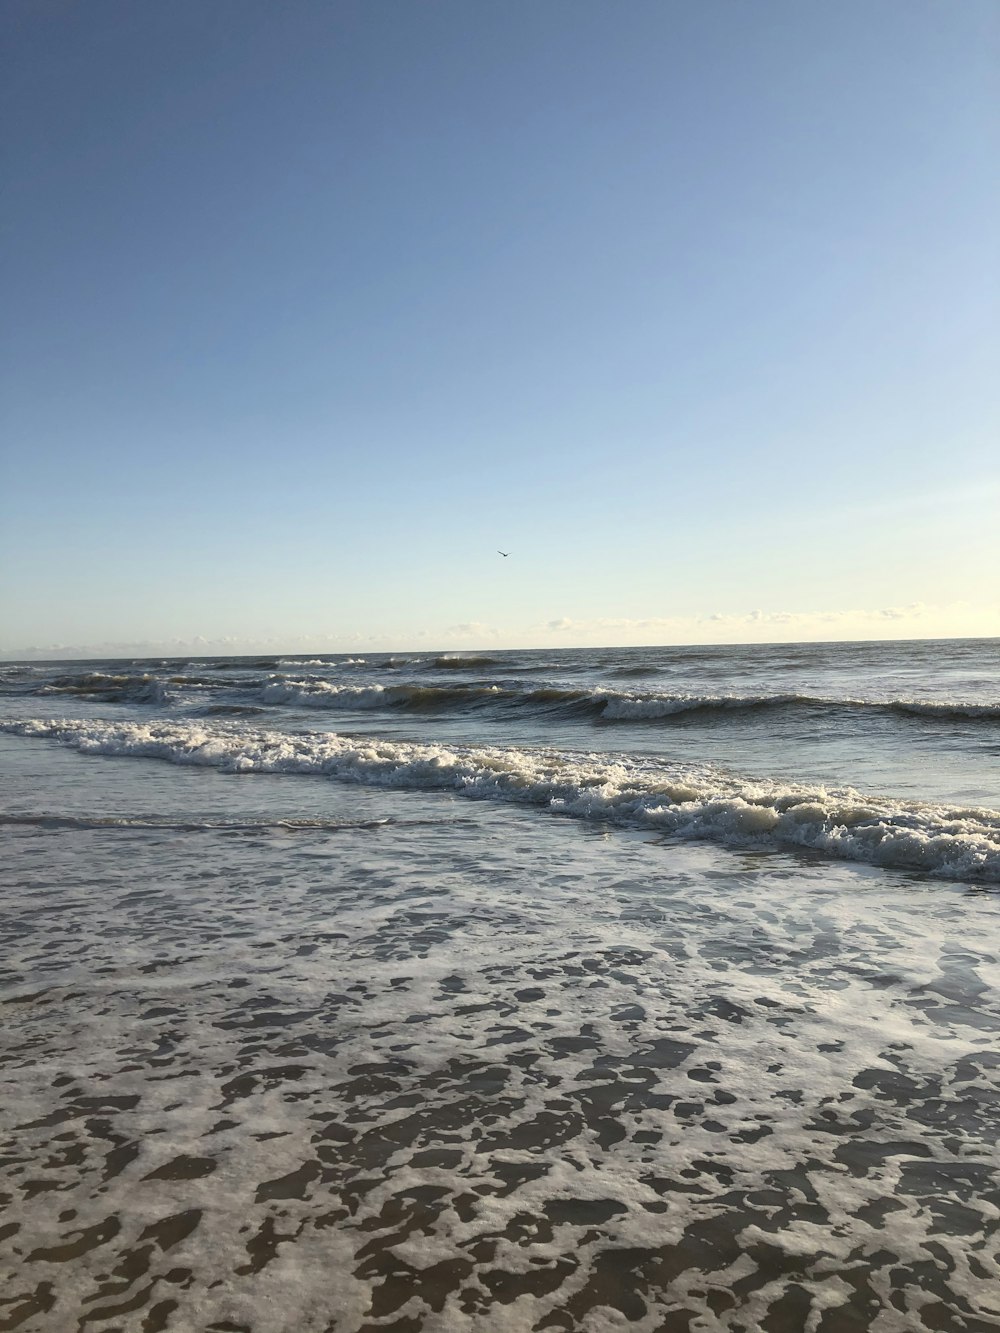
5,717,1000,882
2,776,999,1329
259,678,504,710
260,678,393,708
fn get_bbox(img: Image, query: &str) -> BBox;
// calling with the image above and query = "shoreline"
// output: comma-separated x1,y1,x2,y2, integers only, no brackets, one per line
3,794,998,1331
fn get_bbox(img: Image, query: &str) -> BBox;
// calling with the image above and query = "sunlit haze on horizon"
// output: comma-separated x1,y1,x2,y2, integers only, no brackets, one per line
1,0,997,657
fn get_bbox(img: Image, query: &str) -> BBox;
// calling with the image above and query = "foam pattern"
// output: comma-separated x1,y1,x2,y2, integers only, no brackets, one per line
4,717,1000,882
2,802,999,1332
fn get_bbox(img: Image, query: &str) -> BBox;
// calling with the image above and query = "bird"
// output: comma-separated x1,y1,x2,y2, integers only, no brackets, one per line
497,550,510,558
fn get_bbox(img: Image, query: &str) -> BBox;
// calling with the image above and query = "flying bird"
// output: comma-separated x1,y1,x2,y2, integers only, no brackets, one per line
497,550,510,558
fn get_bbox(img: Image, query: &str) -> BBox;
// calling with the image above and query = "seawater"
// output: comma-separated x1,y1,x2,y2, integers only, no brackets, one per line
1,639,999,1331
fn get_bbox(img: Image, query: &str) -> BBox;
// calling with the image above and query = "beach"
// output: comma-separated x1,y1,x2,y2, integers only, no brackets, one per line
2,641,999,1331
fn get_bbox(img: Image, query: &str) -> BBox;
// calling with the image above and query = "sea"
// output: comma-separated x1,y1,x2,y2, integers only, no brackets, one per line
1,638,999,1332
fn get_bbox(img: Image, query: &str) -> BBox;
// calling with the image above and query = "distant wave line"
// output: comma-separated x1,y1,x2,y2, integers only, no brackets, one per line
239,678,1000,724
18,668,1000,723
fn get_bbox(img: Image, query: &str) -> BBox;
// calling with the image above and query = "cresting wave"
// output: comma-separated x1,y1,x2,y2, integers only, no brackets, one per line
258,679,508,710
5,717,1000,882
39,672,169,705
14,667,1000,723
256,677,1000,723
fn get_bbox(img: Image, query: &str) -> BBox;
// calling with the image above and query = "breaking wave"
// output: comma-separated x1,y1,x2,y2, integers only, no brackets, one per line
253,678,1000,724
39,673,168,705
5,718,1000,882
14,667,1000,726
257,679,507,710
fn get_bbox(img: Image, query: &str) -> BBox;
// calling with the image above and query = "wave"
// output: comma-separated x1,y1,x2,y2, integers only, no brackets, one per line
599,692,798,719
166,674,237,688
257,678,507,711
39,673,168,705
608,665,663,679
208,659,276,671
276,657,372,668
253,677,1000,724
884,700,1000,721
262,656,394,669
203,704,267,717
432,655,500,669
254,679,650,715
596,692,1000,722
5,718,1000,883
133,658,187,669
21,667,1000,726
0,811,403,834
254,676,734,716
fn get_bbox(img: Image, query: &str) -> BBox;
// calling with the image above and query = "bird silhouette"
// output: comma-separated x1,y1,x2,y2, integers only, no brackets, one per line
497,550,510,557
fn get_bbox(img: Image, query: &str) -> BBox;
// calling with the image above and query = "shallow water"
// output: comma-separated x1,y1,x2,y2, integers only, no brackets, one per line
2,641,999,1330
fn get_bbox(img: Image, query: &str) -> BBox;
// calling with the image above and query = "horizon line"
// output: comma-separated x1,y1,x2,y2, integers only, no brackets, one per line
2,631,998,664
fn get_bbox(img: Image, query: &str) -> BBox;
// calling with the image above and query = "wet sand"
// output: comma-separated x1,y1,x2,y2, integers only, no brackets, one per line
2,804,1000,1332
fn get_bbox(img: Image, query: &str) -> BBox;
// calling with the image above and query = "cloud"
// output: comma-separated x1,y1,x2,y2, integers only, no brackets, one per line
694,602,931,631
445,622,501,640
2,600,994,661
529,600,988,645
548,615,690,634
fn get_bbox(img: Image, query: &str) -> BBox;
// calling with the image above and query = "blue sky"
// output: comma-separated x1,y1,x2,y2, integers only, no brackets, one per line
2,0,997,655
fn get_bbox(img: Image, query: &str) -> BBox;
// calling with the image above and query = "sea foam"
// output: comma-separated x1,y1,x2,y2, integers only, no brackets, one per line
5,717,999,882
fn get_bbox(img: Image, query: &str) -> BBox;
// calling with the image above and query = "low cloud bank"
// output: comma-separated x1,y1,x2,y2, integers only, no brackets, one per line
2,601,996,660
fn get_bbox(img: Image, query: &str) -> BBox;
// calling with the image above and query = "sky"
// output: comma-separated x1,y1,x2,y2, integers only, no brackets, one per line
1,0,998,657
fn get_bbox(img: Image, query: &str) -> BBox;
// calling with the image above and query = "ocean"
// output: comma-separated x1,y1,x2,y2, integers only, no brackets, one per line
1,638,999,1332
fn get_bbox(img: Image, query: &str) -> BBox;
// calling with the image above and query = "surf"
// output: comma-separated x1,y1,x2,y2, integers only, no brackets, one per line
6,717,1000,883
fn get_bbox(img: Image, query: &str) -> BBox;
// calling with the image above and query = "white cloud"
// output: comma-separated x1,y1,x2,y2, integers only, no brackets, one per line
445,622,501,640
2,601,996,660
527,600,995,646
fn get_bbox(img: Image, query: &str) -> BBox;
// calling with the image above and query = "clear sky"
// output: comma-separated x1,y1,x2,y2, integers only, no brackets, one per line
2,0,997,657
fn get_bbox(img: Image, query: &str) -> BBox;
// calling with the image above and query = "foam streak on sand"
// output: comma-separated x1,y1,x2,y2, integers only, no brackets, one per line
2,796,999,1332
5,717,1000,882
